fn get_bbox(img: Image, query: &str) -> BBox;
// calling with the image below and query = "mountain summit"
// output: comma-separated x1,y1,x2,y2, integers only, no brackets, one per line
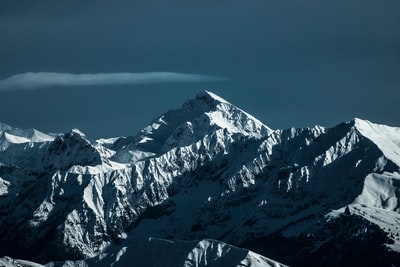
111,90,272,163
0,91,400,267
134,90,272,153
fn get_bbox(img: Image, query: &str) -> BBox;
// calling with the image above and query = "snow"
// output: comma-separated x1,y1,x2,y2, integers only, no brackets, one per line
353,172,400,212
29,129,55,142
114,246,127,263
201,90,270,136
128,89,272,156
329,204,400,252
3,132,31,144
44,238,287,267
200,90,230,104
0,124,55,154
354,118,400,167
0,177,11,195
83,181,105,218
95,137,119,144
0,257,45,267
1,91,400,266
1,126,55,144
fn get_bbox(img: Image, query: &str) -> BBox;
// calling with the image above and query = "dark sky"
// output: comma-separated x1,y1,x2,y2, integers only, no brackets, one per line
0,0,399,138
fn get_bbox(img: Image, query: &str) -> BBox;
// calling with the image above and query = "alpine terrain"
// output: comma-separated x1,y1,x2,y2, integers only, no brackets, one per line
0,91,400,267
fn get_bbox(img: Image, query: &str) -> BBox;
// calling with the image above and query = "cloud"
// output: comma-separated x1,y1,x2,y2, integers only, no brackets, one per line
0,72,227,91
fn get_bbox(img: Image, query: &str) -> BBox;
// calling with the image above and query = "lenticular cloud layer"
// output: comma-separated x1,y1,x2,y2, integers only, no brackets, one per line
0,72,226,91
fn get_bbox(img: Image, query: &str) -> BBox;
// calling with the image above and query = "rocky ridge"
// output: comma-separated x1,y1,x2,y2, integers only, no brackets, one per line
0,91,399,266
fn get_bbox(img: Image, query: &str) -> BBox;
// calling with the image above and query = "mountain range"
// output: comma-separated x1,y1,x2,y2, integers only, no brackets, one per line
1,90,400,267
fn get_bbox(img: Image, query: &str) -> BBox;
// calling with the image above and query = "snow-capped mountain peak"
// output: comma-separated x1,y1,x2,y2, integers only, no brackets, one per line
130,90,272,155
0,122,54,141
1,91,400,267
45,129,102,171
352,117,400,167
189,90,272,136
0,124,55,152
191,89,230,106
70,128,86,138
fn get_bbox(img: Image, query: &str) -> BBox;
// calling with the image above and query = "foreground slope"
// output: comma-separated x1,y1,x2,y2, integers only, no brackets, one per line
0,238,286,267
46,238,287,267
0,91,400,267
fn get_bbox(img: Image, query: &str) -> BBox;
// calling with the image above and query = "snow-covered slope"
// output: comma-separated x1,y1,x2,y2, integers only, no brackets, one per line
0,124,56,197
1,91,400,267
353,118,400,166
0,122,54,151
45,238,287,267
0,257,45,267
0,238,286,267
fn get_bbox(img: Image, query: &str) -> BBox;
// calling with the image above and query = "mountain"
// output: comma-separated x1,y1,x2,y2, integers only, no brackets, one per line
0,238,286,267
0,90,400,267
